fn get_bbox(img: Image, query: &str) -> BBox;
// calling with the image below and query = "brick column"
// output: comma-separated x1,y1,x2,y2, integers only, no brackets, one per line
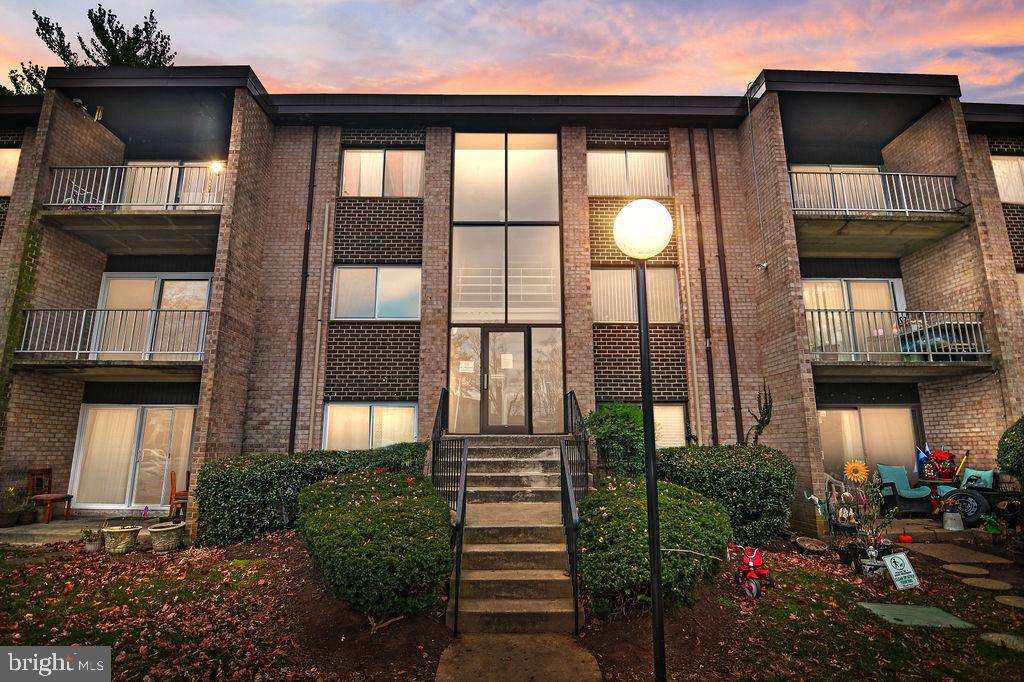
560,127,596,416
418,128,453,448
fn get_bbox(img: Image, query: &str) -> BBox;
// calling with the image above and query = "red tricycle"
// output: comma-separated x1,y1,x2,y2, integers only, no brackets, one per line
728,543,776,599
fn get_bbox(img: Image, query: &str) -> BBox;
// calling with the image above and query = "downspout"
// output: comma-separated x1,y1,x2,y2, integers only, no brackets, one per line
687,128,719,444
678,211,704,445
306,201,332,450
288,125,320,453
706,126,744,443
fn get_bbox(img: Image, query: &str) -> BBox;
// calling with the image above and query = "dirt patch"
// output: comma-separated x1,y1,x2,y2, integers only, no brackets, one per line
225,530,452,680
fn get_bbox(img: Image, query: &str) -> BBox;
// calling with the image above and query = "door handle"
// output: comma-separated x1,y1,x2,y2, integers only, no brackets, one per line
483,374,488,390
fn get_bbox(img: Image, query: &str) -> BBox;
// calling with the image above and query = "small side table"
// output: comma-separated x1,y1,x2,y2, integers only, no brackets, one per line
32,494,73,524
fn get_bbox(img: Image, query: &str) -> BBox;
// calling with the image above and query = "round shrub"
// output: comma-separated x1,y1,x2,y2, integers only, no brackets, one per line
586,403,644,476
658,445,795,545
194,442,428,546
298,471,453,616
997,414,1024,479
577,478,731,617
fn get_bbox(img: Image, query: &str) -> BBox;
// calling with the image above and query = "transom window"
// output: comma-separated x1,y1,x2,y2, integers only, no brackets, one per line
0,148,20,196
992,156,1024,204
341,149,424,197
587,150,671,196
591,268,681,323
323,402,417,450
332,266,421,320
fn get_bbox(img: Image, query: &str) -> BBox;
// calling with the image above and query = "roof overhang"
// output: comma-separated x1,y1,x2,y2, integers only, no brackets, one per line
962,102,1024,136
0,94,43,127
750,69,961,98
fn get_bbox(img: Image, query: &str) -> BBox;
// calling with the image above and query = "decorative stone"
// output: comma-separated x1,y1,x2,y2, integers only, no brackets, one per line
961,577,1012,591
994,595,1024,610
980,633,1024,653
796,536,827,554
858,602,974,628
942,563,989,576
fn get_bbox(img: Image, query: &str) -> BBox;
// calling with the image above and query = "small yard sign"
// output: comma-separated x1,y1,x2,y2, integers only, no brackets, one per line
883,552,920,590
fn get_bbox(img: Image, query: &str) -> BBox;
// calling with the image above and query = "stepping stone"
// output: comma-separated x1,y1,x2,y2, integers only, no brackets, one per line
980,633,1024,653
858,603,974,628
961,577,1012,591
995,595,1024,610
942,563,989,576
907,543,1011,564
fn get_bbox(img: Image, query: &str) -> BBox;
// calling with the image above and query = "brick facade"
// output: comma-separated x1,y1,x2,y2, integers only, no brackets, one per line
589,197,679,266
0,127,24,148
341,128,426,147
334,198,423,263
324,322,420,401
586,128,669,148
593,324,687,402
988,134,1024,270
988,136,1024,155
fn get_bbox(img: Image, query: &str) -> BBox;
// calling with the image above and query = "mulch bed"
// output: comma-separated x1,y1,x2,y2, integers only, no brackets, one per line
225,530,452,681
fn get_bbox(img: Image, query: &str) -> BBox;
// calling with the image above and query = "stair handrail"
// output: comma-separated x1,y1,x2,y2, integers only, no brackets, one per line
563,390,590,495
451,438,469,636
559,439,582,635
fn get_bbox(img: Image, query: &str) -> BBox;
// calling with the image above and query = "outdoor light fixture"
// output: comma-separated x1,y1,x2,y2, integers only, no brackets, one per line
209,161,225,173
614,198,672,682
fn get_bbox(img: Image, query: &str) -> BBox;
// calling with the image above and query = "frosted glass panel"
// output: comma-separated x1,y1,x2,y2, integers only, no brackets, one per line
0,148,20,196
384,150,424,197
449,328,482,433
860,407,917,472
531,328,564,433
654,404,687,447
451,225,505,322
592,269,635,322
168,408,194,503
324,404,371,450
454,133,505,221
377,268,421,319
333,268,377,318
371,406,415,447
97,278,157,359
647,268,680,323
75,407,138,505
626,151,671,195
132,408,172,507
508,134,559,221
341,150,384,196
817,409,864,479
587,151,627,196
508,225,561,323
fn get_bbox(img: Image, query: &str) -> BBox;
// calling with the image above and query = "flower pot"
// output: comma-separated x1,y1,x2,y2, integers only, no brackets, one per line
148,521,185,554
836,545,858,566
17,509,37,525
101,525,142,555
0,511,19,528
943,511,965,531
83,539,103,553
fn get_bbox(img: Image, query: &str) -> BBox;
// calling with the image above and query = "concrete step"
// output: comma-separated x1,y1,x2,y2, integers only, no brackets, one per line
466,503,561,527
467,472,562,488
468,445,560,460
468,457,561,474
461,543,567,571
457,569,572,600
447,598,575,633
464,524,564,544
467,487,561,504
468,435,566,447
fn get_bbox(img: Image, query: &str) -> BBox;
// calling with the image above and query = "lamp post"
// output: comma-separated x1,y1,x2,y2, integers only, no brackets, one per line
613,199,673,682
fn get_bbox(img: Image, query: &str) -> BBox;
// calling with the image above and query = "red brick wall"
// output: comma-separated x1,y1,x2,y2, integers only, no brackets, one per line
586,129,669,148
342,128,426,147
919,374,1005,469
334,199,423,263
589,197,679,266
324,322,420,402
593,324,687,402
989,135,1024,270
988,136,1024,155
0,128,24,147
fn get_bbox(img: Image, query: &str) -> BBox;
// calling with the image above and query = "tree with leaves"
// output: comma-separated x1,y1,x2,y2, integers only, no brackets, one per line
2,5,175,95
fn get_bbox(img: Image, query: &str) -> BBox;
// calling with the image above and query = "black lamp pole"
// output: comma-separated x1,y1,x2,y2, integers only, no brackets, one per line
634,258,666,682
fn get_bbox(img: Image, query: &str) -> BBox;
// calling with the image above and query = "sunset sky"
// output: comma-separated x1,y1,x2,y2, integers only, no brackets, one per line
1,0,1023,101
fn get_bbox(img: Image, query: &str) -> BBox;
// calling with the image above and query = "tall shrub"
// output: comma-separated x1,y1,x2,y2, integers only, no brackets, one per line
586,403,644,476
997,414,1024,479
194,442,428,546
659,445,795,544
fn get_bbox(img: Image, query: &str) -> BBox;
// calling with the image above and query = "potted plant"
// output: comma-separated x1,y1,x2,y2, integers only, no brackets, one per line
17,495,37,525
101,524,142,555
81,528,103,553
939,497,965,531
0,487,20,528
148,520,185,554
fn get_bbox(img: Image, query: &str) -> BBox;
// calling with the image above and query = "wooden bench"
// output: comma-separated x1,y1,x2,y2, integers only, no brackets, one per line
27,468,73,524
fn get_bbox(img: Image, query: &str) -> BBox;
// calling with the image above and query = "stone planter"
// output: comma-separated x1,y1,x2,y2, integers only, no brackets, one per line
0,511,19,528
17,509,36,525
149,521,185,554
943,511,965,531
83,539,103,553
102,525,142,555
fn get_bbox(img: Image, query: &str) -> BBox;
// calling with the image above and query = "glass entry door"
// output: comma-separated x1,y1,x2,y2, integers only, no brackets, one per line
483,329,528,433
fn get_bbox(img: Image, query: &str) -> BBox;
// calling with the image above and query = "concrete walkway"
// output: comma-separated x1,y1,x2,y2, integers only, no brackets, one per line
0,517,157,546
435,634,601,682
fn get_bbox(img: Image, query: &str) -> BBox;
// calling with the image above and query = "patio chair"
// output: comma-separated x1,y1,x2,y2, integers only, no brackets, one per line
169,470,190,519
877,464,934,517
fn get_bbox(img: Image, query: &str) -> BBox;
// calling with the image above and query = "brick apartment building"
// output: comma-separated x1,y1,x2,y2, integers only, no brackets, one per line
0,66,1022,536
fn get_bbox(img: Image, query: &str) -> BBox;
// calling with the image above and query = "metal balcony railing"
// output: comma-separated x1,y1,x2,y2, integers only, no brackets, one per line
46,163,226,209
805,309,989,362
17,308,209,360
789,171,960,215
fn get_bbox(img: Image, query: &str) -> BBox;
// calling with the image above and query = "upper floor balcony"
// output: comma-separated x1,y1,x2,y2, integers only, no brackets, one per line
40,162,226,255
789,169,969,258
805,307,993,379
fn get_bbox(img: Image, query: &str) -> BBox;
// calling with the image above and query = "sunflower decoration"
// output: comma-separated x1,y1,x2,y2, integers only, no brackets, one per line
843,459,869,483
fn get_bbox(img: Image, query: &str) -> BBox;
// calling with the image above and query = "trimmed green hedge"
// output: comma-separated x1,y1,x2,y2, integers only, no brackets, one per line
997,414,1024,479
578,478,731,617
658,445,795,544
194,442,428,546
586,403,645,476
298,471,453,616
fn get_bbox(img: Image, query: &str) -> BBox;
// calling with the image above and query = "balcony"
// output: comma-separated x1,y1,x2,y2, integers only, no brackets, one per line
806,308,992,379
40,163,225,255
14,308,208,379
789,171,968,258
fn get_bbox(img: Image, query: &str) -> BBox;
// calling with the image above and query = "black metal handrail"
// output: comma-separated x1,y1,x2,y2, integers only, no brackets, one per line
451,439,469,636
559,440,582,635
563,390,591,491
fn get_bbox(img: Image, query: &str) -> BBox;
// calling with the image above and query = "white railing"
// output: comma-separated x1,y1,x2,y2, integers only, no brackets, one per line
789,171,959,215
46,163,226,209
806,309,988,362
17,308,209,360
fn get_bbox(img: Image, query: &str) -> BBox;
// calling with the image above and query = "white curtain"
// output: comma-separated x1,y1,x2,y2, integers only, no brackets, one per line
592,269,635,322
0,148,20,195
75,407,138,505
654,405,686,447
646,268,681,323
586,151,627,196
817,409,864,478
626,151,671,196
324,404,371,450
992,156,1024,204
860,407,917,471
371,406,416,447
341,150,384,197
384,150,424,197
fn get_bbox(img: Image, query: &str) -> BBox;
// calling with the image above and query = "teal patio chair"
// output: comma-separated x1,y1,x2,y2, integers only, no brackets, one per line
877,464,934,516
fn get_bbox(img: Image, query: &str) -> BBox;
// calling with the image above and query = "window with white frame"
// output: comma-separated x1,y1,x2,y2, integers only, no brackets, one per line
653,404,687,447
591,268,681,323
323,402,417,450
587,150,671,196
0,148,20,196
332,266,421,320
992,156,1024,204
341,149,424,197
